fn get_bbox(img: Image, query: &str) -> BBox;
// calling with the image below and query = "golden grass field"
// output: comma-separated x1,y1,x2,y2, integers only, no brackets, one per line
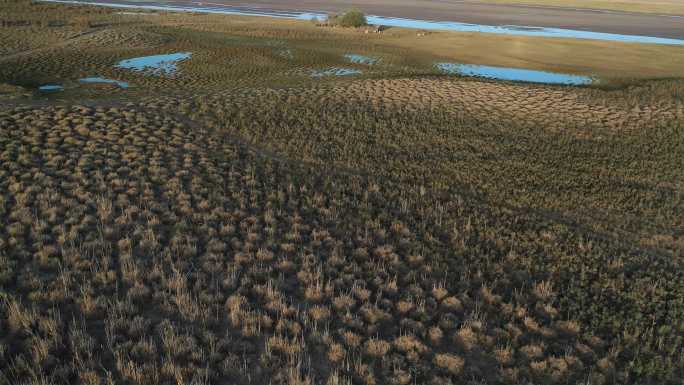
1,1,684,385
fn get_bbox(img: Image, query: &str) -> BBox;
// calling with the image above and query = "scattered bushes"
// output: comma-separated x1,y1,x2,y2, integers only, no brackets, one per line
328,8,367,28
1,2,683,385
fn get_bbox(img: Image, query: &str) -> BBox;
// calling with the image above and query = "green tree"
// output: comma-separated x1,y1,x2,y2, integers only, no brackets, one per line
336,9,367,28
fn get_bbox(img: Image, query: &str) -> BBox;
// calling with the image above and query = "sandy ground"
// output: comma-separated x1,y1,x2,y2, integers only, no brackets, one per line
94,0,684,39
466,0,684,16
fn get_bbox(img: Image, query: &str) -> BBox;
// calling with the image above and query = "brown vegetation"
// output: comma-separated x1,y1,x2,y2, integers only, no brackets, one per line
0,2,683,385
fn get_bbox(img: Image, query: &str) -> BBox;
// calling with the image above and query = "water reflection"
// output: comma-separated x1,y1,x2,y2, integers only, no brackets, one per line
436,63,594,85
116,52,192,75
79,77,129,88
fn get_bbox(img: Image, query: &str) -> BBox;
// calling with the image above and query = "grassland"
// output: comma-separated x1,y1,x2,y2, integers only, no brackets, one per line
1,1,684,385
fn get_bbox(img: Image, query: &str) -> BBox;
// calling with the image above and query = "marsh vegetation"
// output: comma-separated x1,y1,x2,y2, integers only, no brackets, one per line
1,1,683,385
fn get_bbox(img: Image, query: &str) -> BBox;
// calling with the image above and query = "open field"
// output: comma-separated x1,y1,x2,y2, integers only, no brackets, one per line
1,1,684,385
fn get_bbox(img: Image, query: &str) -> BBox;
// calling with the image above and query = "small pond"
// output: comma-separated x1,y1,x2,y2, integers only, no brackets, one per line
116,52,192,75
344,54,379,65
311,68,363,77
436,63,594,85
38,84,64,92
79,77,129,88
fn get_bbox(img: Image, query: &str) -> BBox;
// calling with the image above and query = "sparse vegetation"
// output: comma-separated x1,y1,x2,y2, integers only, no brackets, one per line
0,2,683,385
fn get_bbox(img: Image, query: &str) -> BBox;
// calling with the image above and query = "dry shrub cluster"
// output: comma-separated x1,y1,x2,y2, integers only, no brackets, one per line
152,82,684,250
0,98,681,385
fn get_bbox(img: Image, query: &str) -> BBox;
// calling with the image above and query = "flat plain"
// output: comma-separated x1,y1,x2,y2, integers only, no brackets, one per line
466,0,684,15
1,1,683,385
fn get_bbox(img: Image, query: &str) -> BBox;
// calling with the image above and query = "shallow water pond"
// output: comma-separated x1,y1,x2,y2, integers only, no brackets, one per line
116,52,192,75
38,84,64,92
311,68,362,77
436,63,594,85
79,77,129,88
344,54,379,65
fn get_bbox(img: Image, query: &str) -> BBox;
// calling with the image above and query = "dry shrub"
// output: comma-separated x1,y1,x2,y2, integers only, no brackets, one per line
530,360,548,376
4,298,34,333
521,343,544,360
428,326,443,345
305,284,324,302
539,303,559,318
309,305,331,322
432,286,448,301
326,370,352,385
478,285,500,305
328,343,346,363
597,356,615,375
342,331,362,348
501,367,520,384
267,335,301,356
226,294,247,327
353,287,371,301
79,370,102,385
555,320,581,336
433,353,465,375
393,335,427,354
332,295,355,311
391,368,411,384
407,254,424,267
494,346,513,365
523,316,541,333
533,280,554,301
354,362,375,385
548,356,570,381
361,306,390,324
364,338,390,357
440,296,462,312
455,326,477,351
396,300,414,314
256,248,274,261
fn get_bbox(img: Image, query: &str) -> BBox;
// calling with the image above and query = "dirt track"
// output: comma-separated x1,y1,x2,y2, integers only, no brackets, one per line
92,0,684,39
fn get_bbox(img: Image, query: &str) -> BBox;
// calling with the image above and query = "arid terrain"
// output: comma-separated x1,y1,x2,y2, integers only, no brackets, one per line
1,1,683,385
